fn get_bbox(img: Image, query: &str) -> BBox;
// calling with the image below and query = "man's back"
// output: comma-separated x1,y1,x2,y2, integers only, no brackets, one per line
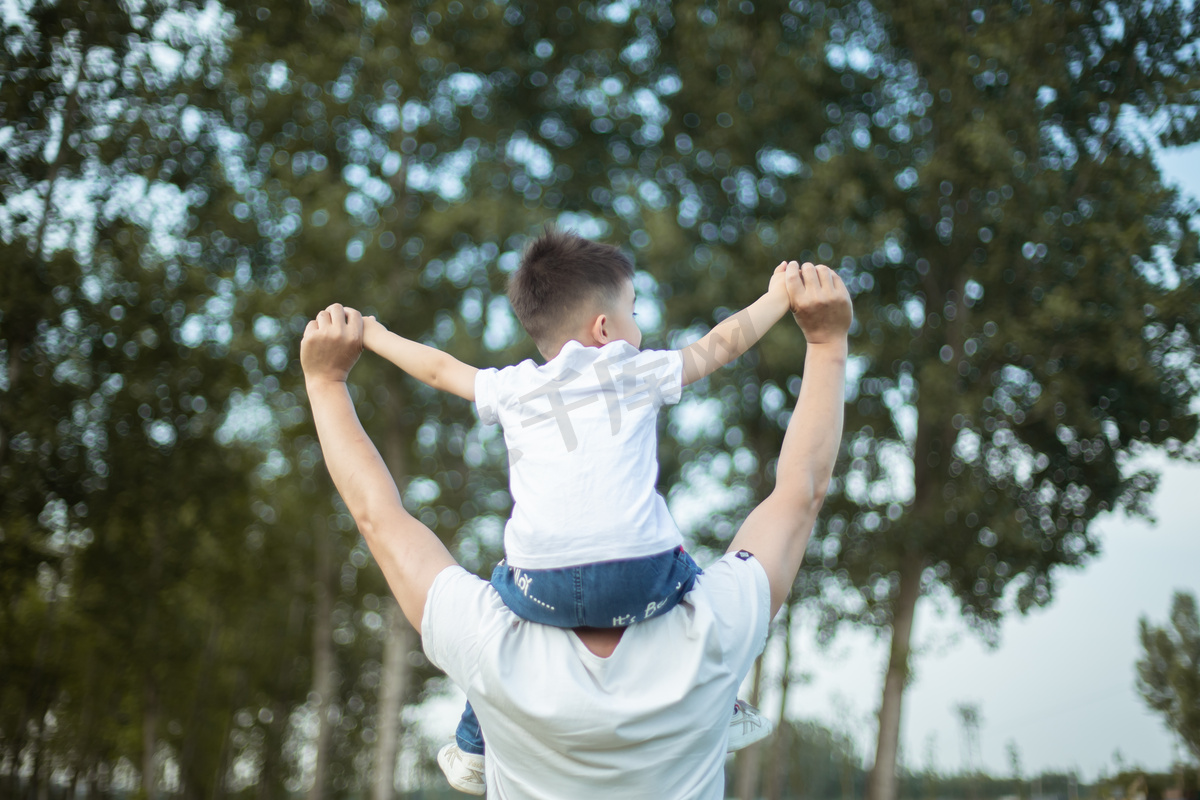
422,553,771,799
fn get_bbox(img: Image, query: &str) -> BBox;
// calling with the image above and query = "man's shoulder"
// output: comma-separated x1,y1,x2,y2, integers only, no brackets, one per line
421,566,512,674
685,551,771,644
424,566,503,621
693,552,769,602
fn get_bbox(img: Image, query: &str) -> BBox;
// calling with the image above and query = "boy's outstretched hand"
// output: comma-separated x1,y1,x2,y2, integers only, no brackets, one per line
301,303,365,384
785,262,853,344
767,260,791,305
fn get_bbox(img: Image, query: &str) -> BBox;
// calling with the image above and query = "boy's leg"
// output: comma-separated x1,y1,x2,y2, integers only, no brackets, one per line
455,702,485,755
574,547,702,628
439,703,485,796
489,559,582,627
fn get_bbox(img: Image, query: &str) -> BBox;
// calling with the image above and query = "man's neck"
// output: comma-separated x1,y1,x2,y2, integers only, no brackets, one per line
573,627,625,658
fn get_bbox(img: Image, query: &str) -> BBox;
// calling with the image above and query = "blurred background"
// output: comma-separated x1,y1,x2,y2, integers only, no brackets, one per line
2,0,1198,798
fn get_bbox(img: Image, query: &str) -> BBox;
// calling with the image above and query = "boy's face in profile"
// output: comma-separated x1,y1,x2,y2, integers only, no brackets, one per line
603,277,642,349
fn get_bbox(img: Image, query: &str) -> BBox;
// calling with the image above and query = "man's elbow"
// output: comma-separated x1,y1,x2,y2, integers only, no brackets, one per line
774,474,830,525
352,496,404,546
810,473,833,508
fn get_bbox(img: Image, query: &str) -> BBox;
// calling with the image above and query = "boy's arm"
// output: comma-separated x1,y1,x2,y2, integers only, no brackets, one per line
727,263,852,616
363,316,478,401
302,304,457,633
678,261,794,386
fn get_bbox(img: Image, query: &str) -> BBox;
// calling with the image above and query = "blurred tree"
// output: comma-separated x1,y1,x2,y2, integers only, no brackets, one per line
0,2,269,798
1007,739,1024,799
767,718,866,800
512,2,1200,795
1136,590,1200,763
765,601,797,800
754,4,1200,798
956,703,981,774
6,0,1199,795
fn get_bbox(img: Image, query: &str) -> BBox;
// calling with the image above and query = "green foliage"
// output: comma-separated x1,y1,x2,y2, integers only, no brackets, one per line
786,0,1200,634
3,0,1199,796
1137,591,1200,762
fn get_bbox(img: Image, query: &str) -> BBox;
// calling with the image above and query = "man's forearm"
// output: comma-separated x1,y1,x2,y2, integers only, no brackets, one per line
681,292,789,385
774,340,847,506
305,376,456,631
300,304,456,632
727,337,847,616
306,377,405,531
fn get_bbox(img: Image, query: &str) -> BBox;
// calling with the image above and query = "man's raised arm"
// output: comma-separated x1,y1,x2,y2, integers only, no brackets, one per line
301,303,457,632
727,263,852,616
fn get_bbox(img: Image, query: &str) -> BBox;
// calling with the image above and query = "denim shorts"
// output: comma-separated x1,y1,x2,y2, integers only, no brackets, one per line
490,546,703,629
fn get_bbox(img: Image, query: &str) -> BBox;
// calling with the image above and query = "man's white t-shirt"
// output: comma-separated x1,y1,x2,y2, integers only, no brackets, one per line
474,339,685,569
422,552,771,800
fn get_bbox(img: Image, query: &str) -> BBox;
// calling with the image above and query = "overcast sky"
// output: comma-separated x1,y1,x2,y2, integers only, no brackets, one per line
771,146,1200,779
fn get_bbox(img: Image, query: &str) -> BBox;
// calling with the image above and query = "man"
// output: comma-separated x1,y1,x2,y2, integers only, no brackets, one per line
300,262,851,798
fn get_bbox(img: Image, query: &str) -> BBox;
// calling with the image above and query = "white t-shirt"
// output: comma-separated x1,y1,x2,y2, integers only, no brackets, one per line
474,340,685,569
422,552,771,800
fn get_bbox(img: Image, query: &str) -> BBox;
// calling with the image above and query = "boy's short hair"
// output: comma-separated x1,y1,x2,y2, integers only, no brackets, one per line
508,227,634,347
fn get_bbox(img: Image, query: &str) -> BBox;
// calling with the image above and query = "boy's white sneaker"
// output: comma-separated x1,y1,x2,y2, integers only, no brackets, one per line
727,700,772,751
438,743,485,796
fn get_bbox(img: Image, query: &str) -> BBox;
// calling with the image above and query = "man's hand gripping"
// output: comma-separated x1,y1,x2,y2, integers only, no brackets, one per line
784,261,853,345
301,303,365,386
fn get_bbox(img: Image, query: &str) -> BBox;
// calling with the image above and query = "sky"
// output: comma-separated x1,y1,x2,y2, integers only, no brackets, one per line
768,145,1200,780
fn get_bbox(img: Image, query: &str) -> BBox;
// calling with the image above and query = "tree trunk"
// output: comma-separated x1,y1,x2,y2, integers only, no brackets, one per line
258,595,305,800
371,404,412,800
180,618,221,800
765,603,795,800
734,653,766,800
11,597,58,800
371,601,413,800
33,706,50,800
866,554,923,800
31,35,84,265
209,671,248,800
143,679,159,800
69,657,98,800
142,510,165,800
308,523,336,800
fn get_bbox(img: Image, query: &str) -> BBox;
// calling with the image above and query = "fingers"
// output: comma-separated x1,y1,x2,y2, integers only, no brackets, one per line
800,261,823,289
343,306,364,347
325,303,347,332
784,261,802,297
312,304,368,339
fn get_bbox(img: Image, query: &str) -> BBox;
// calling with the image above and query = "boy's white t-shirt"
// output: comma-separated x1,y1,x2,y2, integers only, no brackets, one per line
474,339,685,569
422,551,772,799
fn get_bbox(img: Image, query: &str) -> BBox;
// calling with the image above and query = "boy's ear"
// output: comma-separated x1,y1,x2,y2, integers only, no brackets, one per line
588,312,609,345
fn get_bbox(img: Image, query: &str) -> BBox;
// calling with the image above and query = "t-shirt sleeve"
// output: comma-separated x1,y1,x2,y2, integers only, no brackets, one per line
421,566,505,685
628,348,685,408
474,367,501,425
696,552,772,673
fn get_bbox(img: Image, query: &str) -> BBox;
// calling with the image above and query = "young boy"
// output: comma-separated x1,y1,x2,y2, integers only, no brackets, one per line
363,228,801,794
